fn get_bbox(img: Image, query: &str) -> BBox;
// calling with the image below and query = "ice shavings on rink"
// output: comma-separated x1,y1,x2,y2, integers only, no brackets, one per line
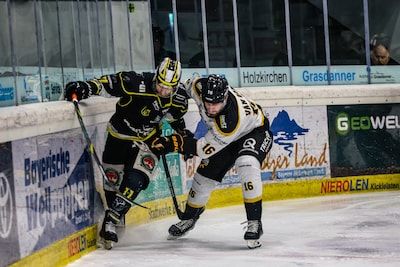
69,192,400,267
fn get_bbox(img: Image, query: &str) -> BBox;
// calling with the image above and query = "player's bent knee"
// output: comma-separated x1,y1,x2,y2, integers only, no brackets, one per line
188,173,218,207
236,155,262,202
119,169,150,201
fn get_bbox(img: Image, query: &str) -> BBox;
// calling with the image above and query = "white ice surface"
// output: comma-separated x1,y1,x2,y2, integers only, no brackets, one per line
69,192,400,267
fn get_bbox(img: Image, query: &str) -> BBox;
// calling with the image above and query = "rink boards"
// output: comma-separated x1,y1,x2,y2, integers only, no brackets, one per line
1,86,399,266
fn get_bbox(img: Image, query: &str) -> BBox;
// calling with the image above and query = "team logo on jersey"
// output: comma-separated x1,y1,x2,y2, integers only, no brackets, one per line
139,82,146,93
141,155,156,171
240,138,259,155
219,115,227,129
243,138,256,150
105,168,120,185
141,106,151,116
198,159,209,169
260,131,272,153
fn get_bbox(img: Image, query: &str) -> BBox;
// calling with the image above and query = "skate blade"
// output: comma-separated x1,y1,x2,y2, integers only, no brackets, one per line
246,240,262,249
98,237,114,250
167,234,182,240
167,230,190,240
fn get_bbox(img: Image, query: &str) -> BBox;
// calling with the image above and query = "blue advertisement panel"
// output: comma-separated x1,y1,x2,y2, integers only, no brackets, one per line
12,130,95,258
292,66,368,85
0,142,20,267
0,76,15,107
328,103,400,177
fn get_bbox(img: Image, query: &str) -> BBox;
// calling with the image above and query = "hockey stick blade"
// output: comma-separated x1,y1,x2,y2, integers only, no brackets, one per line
161,154,184,219
71,95,148,210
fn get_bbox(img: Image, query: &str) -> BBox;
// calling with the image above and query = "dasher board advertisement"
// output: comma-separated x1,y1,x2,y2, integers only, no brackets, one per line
183,106,330,188
0,142,20,267
12,129,95,258
328,103,400,177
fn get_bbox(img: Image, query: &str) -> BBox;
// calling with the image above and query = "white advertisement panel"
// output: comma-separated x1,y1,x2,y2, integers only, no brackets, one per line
240,66,291,87
182,105,330,189
370,65,400,83
263,106,330,180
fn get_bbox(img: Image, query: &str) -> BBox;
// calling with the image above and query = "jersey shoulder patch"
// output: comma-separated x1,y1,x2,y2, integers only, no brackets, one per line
214,93,239,135
120,71,154,94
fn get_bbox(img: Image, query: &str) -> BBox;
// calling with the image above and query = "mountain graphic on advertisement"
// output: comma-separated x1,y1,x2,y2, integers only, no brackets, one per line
270,110,309,156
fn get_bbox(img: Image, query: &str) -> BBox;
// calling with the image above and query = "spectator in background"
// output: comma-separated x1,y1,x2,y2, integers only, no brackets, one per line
153,26,176,65
371,43,398,65
370,34,399,65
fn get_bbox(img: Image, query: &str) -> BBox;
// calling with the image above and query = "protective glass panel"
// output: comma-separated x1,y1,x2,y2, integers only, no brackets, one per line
98,1,115,75
10,1,42,105
177,0,205,68
328,0,366,65
111,1,131,73
59,1,84,84
237,0,287,67
368,0,400,83
289,0,326,66
151,0,177,66
206,0,236,67
129,1,153,72
39,1,63,101
0,1,15,107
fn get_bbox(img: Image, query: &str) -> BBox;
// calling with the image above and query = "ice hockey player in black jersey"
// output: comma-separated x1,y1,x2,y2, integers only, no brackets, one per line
151,74,273,249
64,58,189,249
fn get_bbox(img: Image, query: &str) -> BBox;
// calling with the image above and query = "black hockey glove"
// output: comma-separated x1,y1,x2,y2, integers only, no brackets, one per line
151,133,197,157
178,129,195,160
151,134,185,155
64,81,91,102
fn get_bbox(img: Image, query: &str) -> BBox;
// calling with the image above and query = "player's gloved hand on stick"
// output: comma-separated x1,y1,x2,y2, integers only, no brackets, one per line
151,134,185,155
64,81,91,102
175,129,194,160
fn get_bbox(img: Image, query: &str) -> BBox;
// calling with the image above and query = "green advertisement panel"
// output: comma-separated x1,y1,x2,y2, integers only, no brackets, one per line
328,104,400,177
135,120,182,203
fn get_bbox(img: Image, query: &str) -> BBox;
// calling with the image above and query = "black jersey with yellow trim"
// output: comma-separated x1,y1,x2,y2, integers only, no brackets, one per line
92,71,188,141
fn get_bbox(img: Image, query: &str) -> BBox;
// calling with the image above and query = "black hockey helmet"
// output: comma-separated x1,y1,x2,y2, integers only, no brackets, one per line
202,75,228,103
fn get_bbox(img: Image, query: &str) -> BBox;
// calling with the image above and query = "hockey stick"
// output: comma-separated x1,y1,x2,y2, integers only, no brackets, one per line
71,94,148,210
161,154,184,219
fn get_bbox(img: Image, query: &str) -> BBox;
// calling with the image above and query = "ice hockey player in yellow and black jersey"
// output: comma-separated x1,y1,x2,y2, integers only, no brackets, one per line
151,74,273,249
64,58,189,249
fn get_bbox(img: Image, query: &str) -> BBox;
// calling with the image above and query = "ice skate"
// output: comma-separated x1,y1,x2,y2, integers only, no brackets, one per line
167,218,198,240
243,220,263,249
99,220,118,250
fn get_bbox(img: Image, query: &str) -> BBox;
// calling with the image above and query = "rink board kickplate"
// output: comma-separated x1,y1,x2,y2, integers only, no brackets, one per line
202,173,400,209
10,225,97,267
9,173,399,267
